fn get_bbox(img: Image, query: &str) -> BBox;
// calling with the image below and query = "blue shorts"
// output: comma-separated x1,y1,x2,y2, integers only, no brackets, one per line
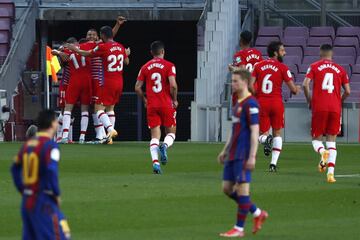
223,159,251,183
21,195,71,240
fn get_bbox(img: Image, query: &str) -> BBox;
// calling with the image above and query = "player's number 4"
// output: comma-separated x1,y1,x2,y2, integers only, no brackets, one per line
322,73,334,93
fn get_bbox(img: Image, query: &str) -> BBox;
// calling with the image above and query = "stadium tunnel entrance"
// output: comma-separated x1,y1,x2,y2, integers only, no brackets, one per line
41,20,197,141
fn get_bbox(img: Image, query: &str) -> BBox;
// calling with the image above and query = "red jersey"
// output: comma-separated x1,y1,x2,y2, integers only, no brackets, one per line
91,41,127,84
233,48,263,72
137,57,176,108
252,58,293,99
305,59,349,114
64,43,92,82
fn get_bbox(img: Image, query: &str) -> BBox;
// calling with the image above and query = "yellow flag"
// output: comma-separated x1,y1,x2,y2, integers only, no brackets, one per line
46,46,61,82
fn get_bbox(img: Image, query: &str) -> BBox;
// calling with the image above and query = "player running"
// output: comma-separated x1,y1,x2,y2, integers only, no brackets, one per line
303,44,350,183
251,41,300,172
229,30,263,73
11,110,71,240
135,41,178,174
66,25,130,144
218,69,268,238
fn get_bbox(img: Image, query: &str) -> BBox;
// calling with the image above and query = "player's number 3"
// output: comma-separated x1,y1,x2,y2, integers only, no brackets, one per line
262,74,273,94
22,152,39,185
151,73,162,93
107,54,124,72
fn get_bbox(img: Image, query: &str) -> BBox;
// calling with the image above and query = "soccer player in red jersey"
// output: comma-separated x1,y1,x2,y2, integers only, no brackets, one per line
135,41,178,174
229,30,263,73
67,26,130,144
303,44,350,183
251,41,300,172
218,69,268,238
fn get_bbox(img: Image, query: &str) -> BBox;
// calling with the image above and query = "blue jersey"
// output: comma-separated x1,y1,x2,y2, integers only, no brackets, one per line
11,132,61,210
227,95,259,161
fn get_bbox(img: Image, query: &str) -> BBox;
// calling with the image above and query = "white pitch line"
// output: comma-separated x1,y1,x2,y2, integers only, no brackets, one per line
335,174,360,178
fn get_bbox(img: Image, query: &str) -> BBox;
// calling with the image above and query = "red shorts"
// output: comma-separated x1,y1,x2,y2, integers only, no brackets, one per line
258,98,284,133
65,77,92,105
147,107,177,129
96,82,123,106
311,111,341,138
58,84,67,108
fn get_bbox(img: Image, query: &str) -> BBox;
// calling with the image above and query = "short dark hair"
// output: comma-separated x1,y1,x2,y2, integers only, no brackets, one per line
100,26,113,38
232,69,251,84
66,37,77,44
151,41,165,56
267,41,283,57
240,31,252,45
87,28,98,33
320,44,333,51
37,110,57,131
79,38,88,44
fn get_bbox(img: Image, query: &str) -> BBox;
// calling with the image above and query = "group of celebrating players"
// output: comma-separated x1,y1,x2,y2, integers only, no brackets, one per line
10,25,352,239
217,30,350,237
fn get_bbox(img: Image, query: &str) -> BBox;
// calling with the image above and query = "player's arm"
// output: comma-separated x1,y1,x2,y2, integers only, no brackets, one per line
218,133,231,164
52,49,70,62
303,77,312,106
65,44,93,57
112,16,126,37
47,147,61,206
285,80,301,95
169,76,178,108
10,154,24,194
135,80,147,107
246,124,259,170
342,83,351,102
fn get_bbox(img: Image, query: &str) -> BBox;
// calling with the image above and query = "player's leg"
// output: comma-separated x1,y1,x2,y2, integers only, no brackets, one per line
56,112,63,142
104,105,117,144
96,104,117,143
311,112,329,172
325,112,341,183
60,104,74,143
159,107,177,165
150,127,162,174
21,209,36,240
69,118,74,143
258,100,272,156
92,111,106,142
268,102,285,172
269,128,282,172
79,104,89,144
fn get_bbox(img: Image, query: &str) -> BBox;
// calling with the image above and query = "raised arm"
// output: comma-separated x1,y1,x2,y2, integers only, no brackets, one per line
51,49,70,62
112,16,126,37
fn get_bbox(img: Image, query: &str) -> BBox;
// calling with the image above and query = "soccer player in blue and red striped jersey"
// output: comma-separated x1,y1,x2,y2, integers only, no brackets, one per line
11,110,71,240
218,69,268,238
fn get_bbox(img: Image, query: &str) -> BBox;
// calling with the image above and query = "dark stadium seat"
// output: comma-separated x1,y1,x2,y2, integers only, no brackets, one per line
286,63,298,75
333,56,355,65
254,46,267,56
304,46,319,56
336,27,360,40
339,64,352,77
0,30,9,44
255,36,280,46
282,85,290,102
333,46,356,58
307,36,333,46
295,73,306,83
351,64,360,74
284,26,309,39
350,74,360,82
284,55,301,66
0,2,14,18
258,26,283,39
285,46,303,58
0,43,8,56
0,18,10,31
310,26,335,40
333,37,359,54
303,55,319,64
283,37,306,49
288,91,307,102
298,64,310,73
356,56,360,64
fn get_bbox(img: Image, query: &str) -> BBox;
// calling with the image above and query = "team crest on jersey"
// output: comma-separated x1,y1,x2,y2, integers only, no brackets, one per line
93,46,99,52
306,67,311,74
287,70,292,78
236,57,241,63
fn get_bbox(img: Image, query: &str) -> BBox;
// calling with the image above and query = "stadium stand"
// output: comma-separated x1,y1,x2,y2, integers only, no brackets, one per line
0,0,14,65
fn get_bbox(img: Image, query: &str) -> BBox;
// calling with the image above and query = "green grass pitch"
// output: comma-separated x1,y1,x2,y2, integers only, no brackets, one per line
0,142,360,239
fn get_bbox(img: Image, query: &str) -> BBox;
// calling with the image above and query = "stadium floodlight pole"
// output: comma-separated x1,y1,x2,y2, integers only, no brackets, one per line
40,21,50,109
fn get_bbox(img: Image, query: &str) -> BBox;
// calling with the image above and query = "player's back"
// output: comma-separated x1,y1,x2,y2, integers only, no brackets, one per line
233,48,263,72
252,58,292,99
139,57,176,108
307,59,349,113
64,45,90,79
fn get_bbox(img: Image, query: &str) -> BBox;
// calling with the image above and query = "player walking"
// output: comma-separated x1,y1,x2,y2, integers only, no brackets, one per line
218,69,268,238
11,110,71,239
251,41,300,172
67,26,130,144
135,41,178,174
303,44,350,183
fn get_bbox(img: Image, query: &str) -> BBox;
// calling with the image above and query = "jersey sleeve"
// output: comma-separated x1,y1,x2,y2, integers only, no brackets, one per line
233,53,244,67
47,145,61,196
137,66,146,82
341,68,350,85
10,146,25,193
91,44,104,57
167,63,176,78
247,100,260,126
282,65,293,82
305,64,315,80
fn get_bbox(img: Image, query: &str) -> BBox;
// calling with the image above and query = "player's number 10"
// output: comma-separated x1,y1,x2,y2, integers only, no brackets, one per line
22,152,39,185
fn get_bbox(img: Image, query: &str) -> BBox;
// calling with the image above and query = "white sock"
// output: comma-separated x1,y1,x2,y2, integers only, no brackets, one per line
312,140,325,155
57,114,63,139
326,142,337,175
234,225,244,232
97,110,114,132
80,111,89,141
107,111,116,128
271,136,282,165
62,111,71,139
150,138,160,165
258,135,267,144
253,208,261,218
100,125,107,138
163,133,175,148
69,118,74,141
93,113,104,139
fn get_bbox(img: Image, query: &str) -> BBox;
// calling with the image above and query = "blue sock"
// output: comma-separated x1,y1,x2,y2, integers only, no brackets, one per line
237,195,251,228
249,203,257,214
